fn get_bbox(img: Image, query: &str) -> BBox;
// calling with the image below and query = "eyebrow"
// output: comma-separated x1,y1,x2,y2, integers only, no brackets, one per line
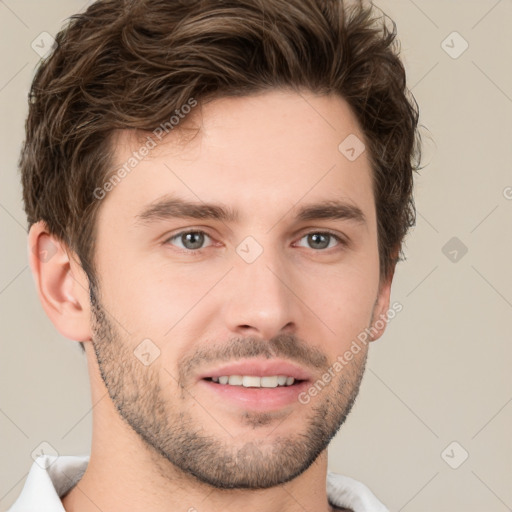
134,195,366,227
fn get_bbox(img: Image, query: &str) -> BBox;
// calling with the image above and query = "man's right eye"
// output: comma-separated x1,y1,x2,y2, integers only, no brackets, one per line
165,230,214,251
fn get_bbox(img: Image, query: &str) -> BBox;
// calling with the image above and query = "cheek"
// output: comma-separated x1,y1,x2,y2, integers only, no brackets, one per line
300,261,379,346
104,260,221,340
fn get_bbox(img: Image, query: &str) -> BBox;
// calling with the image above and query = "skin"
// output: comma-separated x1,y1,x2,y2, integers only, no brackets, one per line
29,90,396,512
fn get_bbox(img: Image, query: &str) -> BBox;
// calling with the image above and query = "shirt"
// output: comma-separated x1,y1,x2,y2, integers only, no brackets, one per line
8,455,389,512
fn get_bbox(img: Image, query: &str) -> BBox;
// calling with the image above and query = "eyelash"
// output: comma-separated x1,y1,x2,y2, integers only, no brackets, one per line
164,229,348,254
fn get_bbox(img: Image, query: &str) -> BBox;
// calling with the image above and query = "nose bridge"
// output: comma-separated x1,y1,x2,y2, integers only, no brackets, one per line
223,237,298,338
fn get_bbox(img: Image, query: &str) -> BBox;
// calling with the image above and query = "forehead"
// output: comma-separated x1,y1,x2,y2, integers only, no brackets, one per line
99,90,375,228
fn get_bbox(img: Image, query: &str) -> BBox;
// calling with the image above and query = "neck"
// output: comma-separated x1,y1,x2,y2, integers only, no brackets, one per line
62,432,334,512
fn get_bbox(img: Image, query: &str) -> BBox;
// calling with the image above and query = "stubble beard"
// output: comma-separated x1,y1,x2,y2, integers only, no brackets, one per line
89,286,368,489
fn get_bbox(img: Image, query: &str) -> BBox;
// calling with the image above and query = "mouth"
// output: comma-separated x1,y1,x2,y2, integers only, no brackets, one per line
203,375,304,388
196,360,313,411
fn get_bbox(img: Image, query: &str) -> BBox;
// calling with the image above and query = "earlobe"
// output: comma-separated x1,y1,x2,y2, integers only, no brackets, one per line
28,221,92,342
369,250,399,342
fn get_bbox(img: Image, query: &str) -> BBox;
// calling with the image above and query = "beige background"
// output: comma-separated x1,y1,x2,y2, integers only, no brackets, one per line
1,1,511,511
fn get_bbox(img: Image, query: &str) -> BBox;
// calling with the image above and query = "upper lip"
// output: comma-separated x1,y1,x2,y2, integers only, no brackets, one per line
197,359,313,382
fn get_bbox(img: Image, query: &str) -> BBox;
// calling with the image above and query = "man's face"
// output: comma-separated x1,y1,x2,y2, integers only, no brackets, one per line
89,90,387,489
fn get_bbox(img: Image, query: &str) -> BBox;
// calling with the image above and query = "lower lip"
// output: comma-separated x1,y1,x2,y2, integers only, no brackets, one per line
198,379,310,411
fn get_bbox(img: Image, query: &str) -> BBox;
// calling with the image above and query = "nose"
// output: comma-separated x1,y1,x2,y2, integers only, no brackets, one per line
221,245,300,341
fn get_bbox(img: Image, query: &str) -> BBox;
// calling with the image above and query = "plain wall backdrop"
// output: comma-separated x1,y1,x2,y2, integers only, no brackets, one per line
1,1,511,510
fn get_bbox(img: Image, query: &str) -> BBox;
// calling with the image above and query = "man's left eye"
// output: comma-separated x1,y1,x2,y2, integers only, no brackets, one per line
296,232,345,250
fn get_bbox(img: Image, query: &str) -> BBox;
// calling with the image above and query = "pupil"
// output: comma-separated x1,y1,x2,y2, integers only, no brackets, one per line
310,233,328,249
184,232,203,249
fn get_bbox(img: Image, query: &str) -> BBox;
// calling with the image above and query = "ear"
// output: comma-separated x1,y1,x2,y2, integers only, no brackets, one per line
28,221,92,342
368,246,399,342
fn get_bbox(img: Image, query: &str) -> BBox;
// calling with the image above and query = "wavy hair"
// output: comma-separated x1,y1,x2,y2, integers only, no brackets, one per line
21,0,422,351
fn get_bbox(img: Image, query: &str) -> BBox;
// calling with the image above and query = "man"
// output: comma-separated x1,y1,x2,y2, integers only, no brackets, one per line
11,0,421,510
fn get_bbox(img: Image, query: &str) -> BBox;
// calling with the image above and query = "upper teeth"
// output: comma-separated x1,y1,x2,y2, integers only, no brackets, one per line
211,375,295,387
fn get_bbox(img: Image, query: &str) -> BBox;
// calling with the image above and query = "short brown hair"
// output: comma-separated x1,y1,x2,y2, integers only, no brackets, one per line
21,0,422,341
